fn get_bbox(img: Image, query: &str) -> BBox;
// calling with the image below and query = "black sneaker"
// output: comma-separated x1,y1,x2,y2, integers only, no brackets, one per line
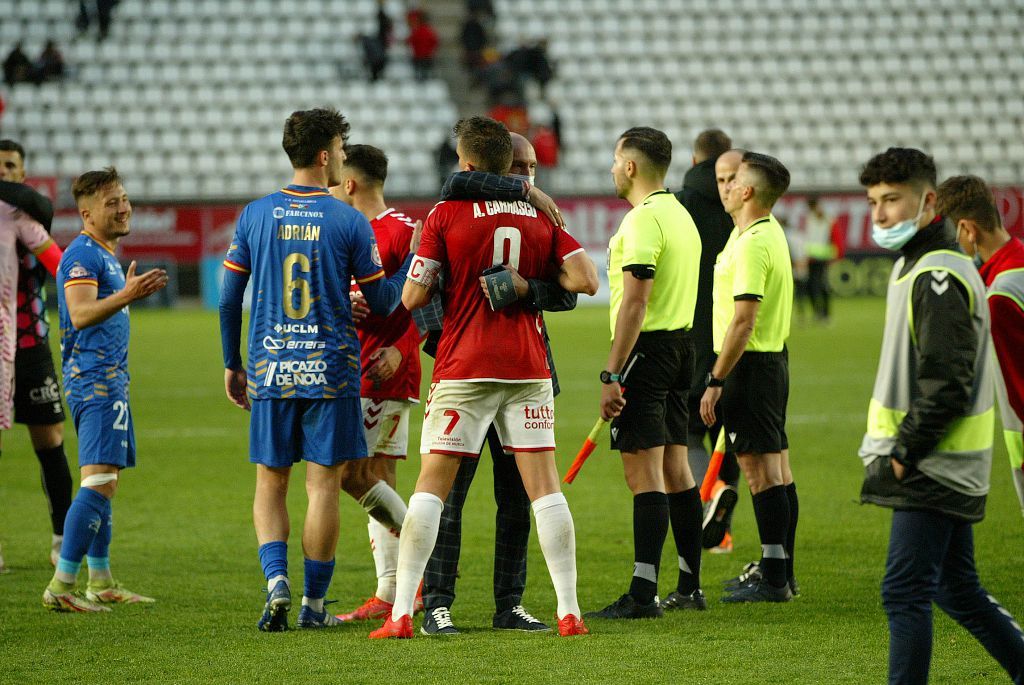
723,561,761,590
721,579,793,603
584,593,663,619
493,605,550,631
701,483,739,549
660,589,707,611
420,606,459,635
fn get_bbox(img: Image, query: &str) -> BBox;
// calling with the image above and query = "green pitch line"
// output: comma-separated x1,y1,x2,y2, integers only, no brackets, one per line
0,298,1017,684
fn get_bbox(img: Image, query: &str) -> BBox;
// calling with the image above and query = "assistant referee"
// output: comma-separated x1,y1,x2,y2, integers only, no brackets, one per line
587,127,704,619
699,151,798,603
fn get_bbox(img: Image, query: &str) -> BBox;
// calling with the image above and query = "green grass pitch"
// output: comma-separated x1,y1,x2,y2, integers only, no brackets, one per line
0,299,1020,684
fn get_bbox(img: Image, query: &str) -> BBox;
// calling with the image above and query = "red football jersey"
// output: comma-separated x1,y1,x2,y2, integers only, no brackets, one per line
416,199,583,382
355,208,422,401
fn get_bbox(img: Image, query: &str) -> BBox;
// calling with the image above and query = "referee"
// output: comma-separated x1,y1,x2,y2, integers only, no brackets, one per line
699,152,798,603
588,127,704,619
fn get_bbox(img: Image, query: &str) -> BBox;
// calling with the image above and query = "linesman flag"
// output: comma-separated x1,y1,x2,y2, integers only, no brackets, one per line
562,417,608,484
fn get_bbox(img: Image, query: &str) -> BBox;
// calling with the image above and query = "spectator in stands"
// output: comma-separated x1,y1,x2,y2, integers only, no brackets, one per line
460,10,488,74
358,33,388,83
466,0,495,21
804,195,837,323
406,12,439,82
376,0,394,48
434,135,459,191
76,0,119,43
35,41,65,83
3,44,33,86
508,39,555,98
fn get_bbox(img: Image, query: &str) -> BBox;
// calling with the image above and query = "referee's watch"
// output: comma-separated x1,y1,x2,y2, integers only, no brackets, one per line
705,372,725,388
600,370,622,385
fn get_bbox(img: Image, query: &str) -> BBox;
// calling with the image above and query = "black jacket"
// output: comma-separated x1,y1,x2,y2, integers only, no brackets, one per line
673,159,733,393
859,218,985,522
0,181,53,231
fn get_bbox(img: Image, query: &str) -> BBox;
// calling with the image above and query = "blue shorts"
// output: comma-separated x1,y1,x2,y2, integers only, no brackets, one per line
70,396,136,469
249,398,367,468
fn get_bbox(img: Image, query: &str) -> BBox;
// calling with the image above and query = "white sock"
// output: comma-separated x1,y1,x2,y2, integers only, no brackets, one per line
267,574,289,593
532,492,581,619
301,596,324,612
369,518,398,603
391,492,442,621
359,481,408,535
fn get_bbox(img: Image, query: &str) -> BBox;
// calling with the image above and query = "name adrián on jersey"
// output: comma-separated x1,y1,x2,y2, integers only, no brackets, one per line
472,200,538,219
277,224,321,241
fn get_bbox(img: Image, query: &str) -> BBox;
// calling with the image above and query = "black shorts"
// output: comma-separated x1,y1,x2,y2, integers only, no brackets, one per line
14,343,66,425
610,328,693,453
720,349,788,454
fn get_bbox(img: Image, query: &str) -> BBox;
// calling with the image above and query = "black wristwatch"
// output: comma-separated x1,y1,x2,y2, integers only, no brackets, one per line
600,370,622,384
705,372,725,388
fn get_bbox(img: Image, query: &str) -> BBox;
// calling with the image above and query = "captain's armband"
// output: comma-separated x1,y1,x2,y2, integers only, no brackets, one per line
407,255,442,288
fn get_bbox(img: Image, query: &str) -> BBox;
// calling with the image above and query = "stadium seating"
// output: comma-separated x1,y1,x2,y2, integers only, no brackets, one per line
1,0,1021,199
0,0,456,200
495,0,1024,192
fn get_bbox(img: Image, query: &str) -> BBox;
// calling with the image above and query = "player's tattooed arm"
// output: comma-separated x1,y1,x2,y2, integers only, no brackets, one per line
402,253,441,311
65,260,168,329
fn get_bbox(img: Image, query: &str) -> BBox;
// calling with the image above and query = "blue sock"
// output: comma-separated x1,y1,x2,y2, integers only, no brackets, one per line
303,557,335,601
86,497,113,566
258,541,288,582
56,488,109,582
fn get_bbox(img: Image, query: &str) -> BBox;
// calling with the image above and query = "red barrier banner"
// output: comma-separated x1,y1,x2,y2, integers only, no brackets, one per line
37,187,1024,265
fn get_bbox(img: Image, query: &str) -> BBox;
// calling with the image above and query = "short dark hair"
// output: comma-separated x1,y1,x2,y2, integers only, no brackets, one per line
72,167,123,204
453,116,512,173
618,126,672,176
693,129,731,163
740,152,790,207
859,147,936,190
343,144,388,186
936,175,1002,232
282,108,350,169
0,139,25,163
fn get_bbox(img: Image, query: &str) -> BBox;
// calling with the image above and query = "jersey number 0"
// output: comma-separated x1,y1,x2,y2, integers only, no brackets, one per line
492,227,522,269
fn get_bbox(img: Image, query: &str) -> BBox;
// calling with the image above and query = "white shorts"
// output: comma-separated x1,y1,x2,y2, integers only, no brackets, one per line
420,380,555,457
361,398,412,459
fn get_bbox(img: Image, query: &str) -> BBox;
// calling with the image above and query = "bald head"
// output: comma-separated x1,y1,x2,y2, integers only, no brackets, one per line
715,148,744,206
509,132,537,182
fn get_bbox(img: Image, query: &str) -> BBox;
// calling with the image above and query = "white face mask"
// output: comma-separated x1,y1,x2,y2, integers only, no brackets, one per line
508,173,535,185
871,192,927,251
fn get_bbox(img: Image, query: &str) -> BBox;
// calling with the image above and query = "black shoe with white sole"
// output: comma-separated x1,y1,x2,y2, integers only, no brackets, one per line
493,605,550,631
421,606,459,635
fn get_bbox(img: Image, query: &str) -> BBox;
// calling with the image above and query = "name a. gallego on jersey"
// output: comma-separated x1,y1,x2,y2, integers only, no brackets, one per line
277,224,321,241
473,201,538,219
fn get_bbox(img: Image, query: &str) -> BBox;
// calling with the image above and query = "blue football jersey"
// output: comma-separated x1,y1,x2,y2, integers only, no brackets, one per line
57,232,130,401
224,185,385,400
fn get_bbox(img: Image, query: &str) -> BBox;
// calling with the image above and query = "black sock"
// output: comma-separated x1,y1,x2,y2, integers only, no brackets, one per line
36,444,73,535
667,487,702,594
751,485,790,587
719,450,740,486
628,491,669,604
785,482,798,581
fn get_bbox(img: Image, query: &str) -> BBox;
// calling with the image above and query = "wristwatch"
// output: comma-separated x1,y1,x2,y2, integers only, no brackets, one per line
705,372,725,388
599,370,622,384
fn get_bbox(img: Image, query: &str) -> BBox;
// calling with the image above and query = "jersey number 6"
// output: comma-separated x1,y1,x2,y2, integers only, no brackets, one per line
283,252,311,319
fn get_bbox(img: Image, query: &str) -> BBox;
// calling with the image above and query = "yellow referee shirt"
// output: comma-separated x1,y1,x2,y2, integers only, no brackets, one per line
607,190,701,337
712,214,793,353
